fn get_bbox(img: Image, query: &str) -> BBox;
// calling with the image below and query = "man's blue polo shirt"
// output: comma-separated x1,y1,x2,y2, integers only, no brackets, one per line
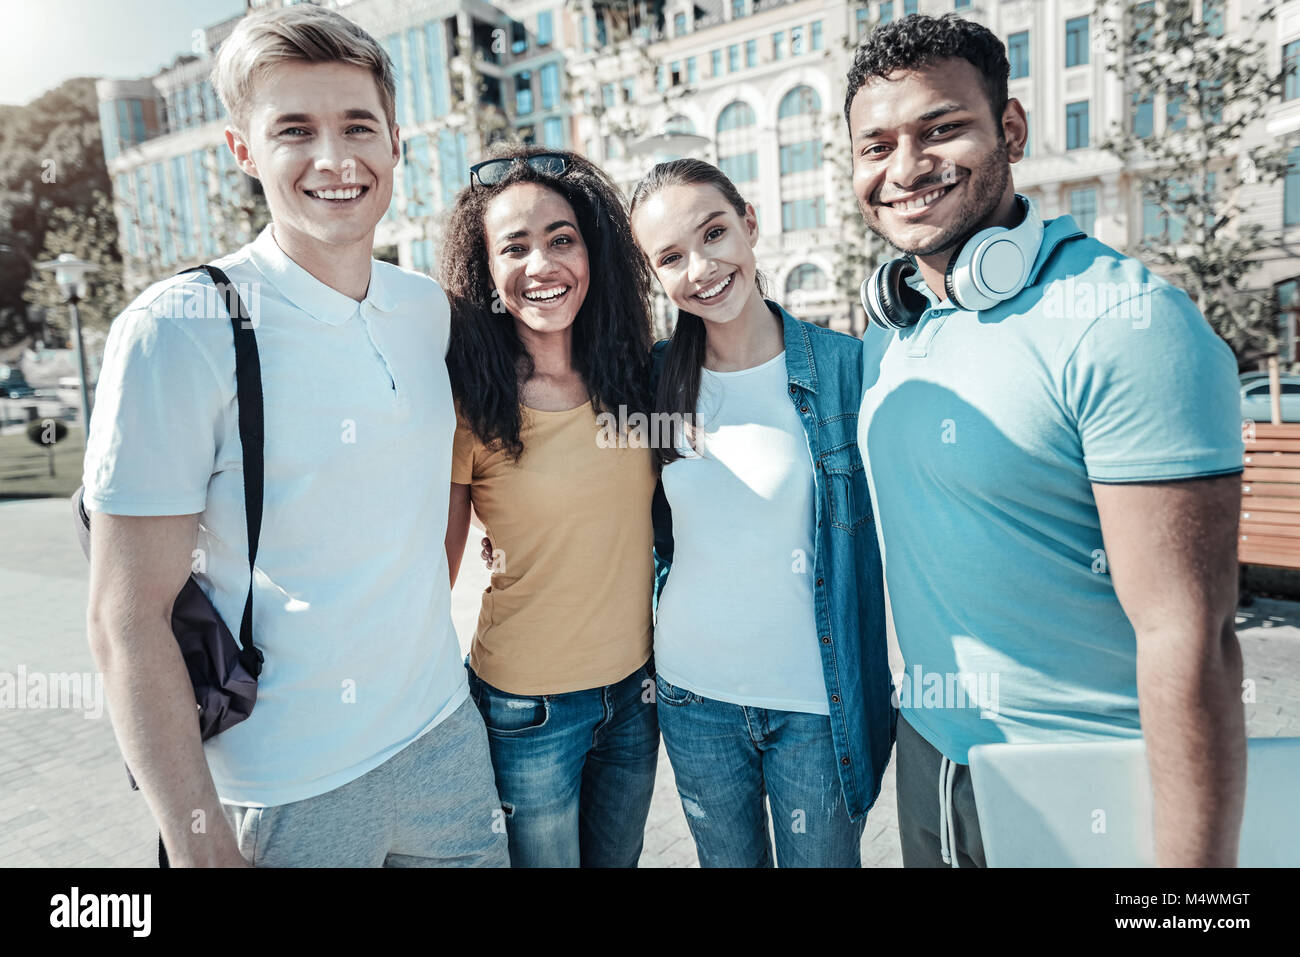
857,213,1243,764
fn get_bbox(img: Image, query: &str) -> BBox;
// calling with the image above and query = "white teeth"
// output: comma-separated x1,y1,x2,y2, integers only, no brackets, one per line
895,188,947,212
696,274,733,300
310,187,363,200
524,285,568,301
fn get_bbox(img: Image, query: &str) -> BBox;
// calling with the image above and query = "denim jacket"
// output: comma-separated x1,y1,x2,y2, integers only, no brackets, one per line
651,300,897,820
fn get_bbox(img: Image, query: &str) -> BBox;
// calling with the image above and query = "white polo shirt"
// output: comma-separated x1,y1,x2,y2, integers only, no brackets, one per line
83,224,468,807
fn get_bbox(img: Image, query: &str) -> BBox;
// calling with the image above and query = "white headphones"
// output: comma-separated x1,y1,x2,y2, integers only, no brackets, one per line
860,194,1044,330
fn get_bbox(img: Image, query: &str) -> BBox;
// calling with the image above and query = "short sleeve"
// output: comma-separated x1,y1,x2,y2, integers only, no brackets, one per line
451,410,478,484
1063,284,1243,483
82,303,228,515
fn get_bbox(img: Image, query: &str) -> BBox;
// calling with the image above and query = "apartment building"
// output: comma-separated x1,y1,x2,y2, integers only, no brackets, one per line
97,0,1300,338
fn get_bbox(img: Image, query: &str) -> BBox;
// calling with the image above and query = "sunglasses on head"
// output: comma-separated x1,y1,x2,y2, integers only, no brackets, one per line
469,153,571,189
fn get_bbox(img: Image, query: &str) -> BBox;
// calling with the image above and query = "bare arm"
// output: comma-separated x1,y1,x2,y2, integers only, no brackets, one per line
1092,474,1246,867
86,512,248,868
446,482,472,587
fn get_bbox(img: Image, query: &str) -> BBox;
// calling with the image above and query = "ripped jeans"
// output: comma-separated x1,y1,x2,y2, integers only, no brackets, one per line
466,661,659,867
655,673,866,867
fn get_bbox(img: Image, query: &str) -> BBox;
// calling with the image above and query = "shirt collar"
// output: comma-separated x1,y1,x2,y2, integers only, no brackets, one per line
248,224,395,326
904,214,1088,312
768,299,819,394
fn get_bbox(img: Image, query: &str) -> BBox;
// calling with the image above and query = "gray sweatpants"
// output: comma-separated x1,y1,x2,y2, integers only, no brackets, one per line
221,696,510,867
896,716,987,868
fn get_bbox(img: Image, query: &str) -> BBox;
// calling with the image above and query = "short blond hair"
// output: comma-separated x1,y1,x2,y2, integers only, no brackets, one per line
212,4,397,133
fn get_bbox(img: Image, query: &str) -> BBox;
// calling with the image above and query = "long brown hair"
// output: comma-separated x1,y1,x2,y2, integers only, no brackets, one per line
629,159,769,467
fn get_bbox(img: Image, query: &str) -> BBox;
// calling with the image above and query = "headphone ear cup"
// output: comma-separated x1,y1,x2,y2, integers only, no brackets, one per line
868,258,928,330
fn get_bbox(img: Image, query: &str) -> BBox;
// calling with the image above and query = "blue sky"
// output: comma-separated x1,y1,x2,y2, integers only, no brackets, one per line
1,0,246,106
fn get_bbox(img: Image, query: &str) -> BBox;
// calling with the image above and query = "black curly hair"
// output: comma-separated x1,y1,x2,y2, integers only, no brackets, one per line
844,14,1011,131
440,144,653,461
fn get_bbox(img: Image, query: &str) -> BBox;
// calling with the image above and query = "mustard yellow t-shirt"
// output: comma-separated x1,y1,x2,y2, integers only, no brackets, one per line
451,401,655,695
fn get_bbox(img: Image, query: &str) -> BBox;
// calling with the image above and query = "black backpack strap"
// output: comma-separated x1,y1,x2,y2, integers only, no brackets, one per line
177,264,265,679
649,339,673,568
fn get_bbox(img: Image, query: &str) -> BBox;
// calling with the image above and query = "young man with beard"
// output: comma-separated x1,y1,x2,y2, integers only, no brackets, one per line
83,5,507,867
846,15,1245,867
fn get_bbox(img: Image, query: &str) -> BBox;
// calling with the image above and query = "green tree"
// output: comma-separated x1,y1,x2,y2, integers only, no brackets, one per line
21,191,126,342
1097,0,1293,359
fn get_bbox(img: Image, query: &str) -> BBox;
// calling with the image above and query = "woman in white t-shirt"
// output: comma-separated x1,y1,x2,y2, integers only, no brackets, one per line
628,159,895,868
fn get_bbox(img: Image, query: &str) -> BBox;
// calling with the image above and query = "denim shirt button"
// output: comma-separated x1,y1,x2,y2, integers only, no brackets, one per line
840,757,851,766
789,384,797,394
816,578,823,587
800,404,809,413
831,694,840,704
820,636,830,644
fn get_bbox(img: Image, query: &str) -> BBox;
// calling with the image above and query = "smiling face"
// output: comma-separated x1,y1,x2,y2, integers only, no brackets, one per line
631,182,761,326
229,60,399,255
848,57,1025,259
482,182,591,337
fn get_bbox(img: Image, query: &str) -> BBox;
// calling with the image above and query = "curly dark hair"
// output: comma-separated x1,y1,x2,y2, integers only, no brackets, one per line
439,144,653,461
843,14,1010,130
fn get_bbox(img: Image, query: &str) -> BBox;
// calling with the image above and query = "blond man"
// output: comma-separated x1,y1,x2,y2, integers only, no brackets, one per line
84,5,508,867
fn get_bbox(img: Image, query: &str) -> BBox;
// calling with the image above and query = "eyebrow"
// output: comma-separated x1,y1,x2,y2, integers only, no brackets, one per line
271,108,382,126
650,210,727,260
499,219,577,242
857,102,968,140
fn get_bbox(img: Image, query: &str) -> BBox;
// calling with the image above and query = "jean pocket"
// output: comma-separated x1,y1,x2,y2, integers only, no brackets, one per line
654,673,695,707
823,453,872,534
477,683,549,735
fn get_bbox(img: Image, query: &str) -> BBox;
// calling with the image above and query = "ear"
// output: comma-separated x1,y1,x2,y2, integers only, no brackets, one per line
1002,99,1028,164
743,202,759,246
390,124,401,168
225,126,259,180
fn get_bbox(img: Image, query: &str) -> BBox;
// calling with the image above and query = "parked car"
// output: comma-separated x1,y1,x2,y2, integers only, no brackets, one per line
1241,373,1300,424
0,365,35,398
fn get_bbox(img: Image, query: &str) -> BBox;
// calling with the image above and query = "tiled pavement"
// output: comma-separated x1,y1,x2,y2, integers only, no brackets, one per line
1,497,1295,867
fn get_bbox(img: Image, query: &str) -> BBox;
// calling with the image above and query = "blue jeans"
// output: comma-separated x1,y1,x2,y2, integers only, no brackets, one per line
655,674,866,867
466,661,659,867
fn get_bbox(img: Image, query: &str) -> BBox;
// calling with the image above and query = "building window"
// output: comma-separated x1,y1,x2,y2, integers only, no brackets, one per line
855,10,870,39
732,0,745,19
671,61,682,86
786,263,828,294
511,20,527,56
543,116,564,148
1008,31,1029,80
1132,94,1154,137
674,12,687,35
601,82,616,109
719,153,759,182
1286,147,1300,227
792,25,806,55
666,114,696,134
718,100,757,131
955,0,972,7
905,0,918,13
1133,1,1156,51
540,63,559,110
1066,100,1090,150
1204,0,1225,38
745,39,757,68
717,100,758,184
728,44,740,72
1069,187,1097,236
782,197,826,232
774,31,786,59
812,21,823,50
780,141,823,175
1065,16,1090,68
537,11,553,46
1166,84,1188,132
581,15,591,51
712,49,723,76
1023,110,1031,158
687,56,698,84
880,2,895,24
515,72,533,115
1286,40,1300,101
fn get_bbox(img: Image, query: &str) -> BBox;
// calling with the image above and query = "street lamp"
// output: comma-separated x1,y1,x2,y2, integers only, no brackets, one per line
35,253,99,439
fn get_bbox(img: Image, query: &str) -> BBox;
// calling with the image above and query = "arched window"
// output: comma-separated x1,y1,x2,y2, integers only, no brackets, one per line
785,263,829,294
665,114,696,135
777,86,824,232
716,101,758,184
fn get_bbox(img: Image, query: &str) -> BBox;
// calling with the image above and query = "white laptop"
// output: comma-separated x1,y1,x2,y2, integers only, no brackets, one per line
967,736,1300,867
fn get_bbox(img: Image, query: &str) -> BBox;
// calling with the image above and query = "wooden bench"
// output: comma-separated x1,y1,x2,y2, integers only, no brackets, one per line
1240,423,1300,569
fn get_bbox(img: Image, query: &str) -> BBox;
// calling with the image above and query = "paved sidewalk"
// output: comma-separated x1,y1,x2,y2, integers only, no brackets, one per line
1,497,1297,867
